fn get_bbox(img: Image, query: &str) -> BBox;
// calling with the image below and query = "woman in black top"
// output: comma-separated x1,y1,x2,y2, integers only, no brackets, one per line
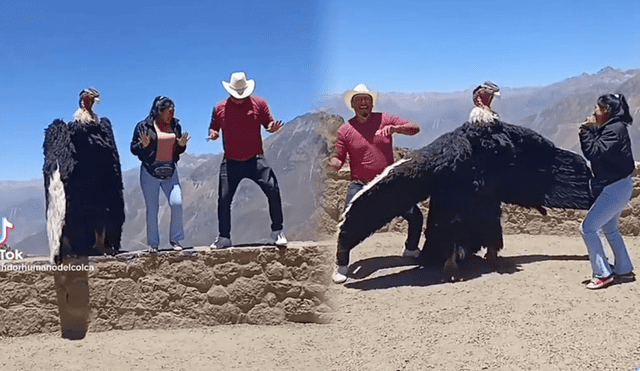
579,93,635,289
131,96,190,252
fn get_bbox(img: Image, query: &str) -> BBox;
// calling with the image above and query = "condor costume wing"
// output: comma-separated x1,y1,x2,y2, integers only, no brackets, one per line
43,119,74,263
43,117,125,263
337,121,593,260
493,123,593,210
337,127,475,253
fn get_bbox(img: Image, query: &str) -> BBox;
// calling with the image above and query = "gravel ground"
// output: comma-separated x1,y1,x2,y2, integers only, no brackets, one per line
2,233,640,371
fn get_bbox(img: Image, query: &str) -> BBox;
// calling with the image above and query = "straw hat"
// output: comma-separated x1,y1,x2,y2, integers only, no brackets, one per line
222,71,256,99
343,83,378,110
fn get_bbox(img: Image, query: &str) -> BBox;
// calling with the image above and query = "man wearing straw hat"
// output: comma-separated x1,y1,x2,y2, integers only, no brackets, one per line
208,71,287,249
329,83,423,283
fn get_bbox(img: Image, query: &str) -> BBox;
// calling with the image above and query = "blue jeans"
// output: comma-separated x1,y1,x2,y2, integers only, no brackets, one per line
140,164,184,246
580,175,634,278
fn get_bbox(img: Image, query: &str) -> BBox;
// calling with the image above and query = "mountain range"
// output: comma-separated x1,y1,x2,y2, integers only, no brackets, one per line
321,66,640,156
3,66,640,256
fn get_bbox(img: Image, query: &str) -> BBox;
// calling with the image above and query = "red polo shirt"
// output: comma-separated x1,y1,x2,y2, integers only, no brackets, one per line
335,112,410,183
210,96,274,161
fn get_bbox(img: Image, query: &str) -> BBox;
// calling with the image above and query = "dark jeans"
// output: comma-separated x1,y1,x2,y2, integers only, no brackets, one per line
218,154,284,238
337,181,423,266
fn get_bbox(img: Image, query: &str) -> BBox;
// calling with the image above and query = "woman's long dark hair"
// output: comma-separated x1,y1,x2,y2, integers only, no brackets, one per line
148,96,175,121
597,93,633,125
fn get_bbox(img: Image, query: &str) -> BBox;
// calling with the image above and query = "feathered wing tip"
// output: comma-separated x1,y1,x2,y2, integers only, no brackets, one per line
338,158,410,229
43,119,74,263
493,123,594,210
98,117,124,185
46,167,66,264
98,117,125,247
43,119,74,199
544,148,593,209
337,158,424,251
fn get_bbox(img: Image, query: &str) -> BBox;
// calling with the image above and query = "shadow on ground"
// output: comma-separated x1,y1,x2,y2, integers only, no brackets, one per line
345,253,589,290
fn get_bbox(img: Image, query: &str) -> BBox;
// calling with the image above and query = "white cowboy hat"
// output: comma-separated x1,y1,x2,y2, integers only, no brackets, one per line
222,71,256,99
343,83,379,110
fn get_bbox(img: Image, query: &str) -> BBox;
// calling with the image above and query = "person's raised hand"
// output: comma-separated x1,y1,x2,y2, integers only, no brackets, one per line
375,126,394,137
178,132,190,146
140,132,151,147
209,129,220,140
266,120,283,133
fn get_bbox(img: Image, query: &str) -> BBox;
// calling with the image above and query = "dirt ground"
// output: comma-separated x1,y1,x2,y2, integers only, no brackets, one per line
2,233,640,371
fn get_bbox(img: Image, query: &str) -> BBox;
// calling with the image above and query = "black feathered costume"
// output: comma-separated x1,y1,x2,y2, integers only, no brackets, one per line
43,89,125,263
337,87,594,280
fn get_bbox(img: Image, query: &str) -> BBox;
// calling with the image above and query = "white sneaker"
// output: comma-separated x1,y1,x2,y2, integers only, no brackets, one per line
402,248,421,259
271,230,288,247
332,265,349,284
210,236,232,249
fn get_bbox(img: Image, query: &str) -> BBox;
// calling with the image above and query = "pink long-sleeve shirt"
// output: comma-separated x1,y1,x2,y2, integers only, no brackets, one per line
335,112,412,183
209,96,274,161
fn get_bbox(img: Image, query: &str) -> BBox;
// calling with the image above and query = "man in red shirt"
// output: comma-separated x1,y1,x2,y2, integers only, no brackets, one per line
208,71,287,248
329,84,423,283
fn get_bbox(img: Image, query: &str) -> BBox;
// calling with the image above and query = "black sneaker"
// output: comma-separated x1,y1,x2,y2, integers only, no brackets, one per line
615,271,636,283
609,264,636,283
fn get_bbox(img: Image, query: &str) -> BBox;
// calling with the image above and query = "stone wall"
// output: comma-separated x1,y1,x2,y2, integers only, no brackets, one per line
0,243,334,337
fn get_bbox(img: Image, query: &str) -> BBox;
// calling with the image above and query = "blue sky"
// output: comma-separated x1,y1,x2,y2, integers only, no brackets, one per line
1,0,639,181
0,0,325,180
324,0,640,94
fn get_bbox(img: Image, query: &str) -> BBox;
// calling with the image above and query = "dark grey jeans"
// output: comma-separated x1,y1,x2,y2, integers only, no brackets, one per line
217,154,284,238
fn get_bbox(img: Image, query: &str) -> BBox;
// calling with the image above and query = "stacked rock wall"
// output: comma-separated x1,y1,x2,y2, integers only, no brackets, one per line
0,243,334,337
